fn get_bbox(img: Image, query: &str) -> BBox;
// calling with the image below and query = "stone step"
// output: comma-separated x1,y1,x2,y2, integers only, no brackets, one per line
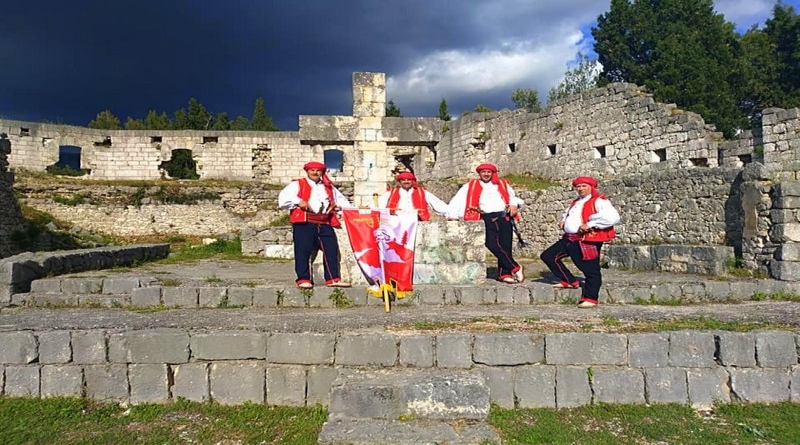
317,418,500,445
12,275,800,308
329,369,490,421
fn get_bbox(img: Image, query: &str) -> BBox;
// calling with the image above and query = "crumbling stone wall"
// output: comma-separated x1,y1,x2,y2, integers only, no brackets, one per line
0,134,26,259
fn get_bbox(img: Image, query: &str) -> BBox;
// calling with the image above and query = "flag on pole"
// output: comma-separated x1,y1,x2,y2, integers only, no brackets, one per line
342,208,418,298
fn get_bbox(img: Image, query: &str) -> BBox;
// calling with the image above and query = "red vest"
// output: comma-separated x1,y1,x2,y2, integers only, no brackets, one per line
288,179,341,228
463,179,515,221
567,194,616,242
386,187,431,221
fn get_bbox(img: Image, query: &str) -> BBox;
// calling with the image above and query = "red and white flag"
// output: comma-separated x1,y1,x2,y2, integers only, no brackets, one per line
342,208,418,297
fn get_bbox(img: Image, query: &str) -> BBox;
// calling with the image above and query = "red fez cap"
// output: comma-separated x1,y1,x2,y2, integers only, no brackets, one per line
303,161,327,171
396,172,416,181
572,176,598,188
475,163,498,173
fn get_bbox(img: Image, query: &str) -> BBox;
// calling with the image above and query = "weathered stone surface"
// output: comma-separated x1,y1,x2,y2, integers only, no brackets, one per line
317,418,501,445
41,365,82,397
592,368,645,404
266,365,306,406
4,365,40,397
307,366,339,406
162,287,198,308
717,333,756,367
72,330,106,364
436,334,473,368
515,365,556,408
335,333,397,366
399,335,434,368
172,363,209,402
730,368,790,403
109,329,190,364
474,333,544,366
129,364,170,404
644,368,688,404
628,333,669,368
687,367,730,408
191,331,266,360
130,287,161,306
556,366,592,408
546,333,627,365
669,331,716,367
84,364,129,402
209,361,265,405
267,332,335,365
0,332,37,364
480,366,515,408
755,331,797,367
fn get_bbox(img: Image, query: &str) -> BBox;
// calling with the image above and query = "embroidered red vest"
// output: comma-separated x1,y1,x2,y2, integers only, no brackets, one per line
288,179,341,228
567,194,616,242
386,187,431,221
463,179,516,221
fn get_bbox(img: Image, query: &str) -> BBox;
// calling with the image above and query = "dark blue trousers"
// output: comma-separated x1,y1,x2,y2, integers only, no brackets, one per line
540,238,604,301
482,212,520,279
292,223,340,284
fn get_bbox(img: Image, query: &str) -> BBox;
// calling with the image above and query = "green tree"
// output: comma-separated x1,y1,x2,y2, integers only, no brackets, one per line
737,26,781,121
548,53,601,102
186,98,212,130
88,110,121,130
437,99,451,121
385,99,402,117
250,97,279,131
213,112,232,131
231,116,250,131
474,104,493,113
124,117,145,130
172,109,189,130
763,3,800,109
511,88,542,113
592,0,746,136
144,110,170,130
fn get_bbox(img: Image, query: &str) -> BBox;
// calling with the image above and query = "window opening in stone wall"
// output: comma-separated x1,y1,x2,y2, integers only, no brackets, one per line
203,136,218,144
159,149,199,180
93,136,112,147
46,145,89,176
393,154,415,175
593,145,606,159
738,154,752,165
20,127,30,136
324,149,344,173
689,157,709,167
150,136,163,143
42,137,54,146
648,148,667,163
547,144,557,156
508,143,516,153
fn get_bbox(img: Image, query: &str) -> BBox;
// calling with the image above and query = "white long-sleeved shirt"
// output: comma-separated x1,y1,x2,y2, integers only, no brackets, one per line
377,187,450,218
278,177,352,213
448,180,524,218
562,194,620,234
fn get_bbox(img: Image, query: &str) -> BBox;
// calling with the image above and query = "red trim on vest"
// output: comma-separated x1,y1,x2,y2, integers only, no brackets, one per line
288,179,341,228
567,195,616,242
463,179,515,221
386,187,431,221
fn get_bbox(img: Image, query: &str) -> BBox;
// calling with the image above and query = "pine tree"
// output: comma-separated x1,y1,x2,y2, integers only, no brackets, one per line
250,97,278,131
438,99,451,121
87,110,121,130
385,99,402,117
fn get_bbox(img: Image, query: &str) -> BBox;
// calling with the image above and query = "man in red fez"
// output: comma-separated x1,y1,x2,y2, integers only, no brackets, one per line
278,161,353,288
449,163,525,284
378,171,450,221
540,176,620,307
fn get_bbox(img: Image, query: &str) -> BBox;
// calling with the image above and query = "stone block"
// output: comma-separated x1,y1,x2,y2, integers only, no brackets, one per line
308,287,336,308
512,286,531,304
644,368,688,404
669,331,716,367
755,331,797,367
328,369,489,420
71,330,107,364
703,281,734,301
172,363,209,402
546,333,627,365
38,331,72,364
591,367,645,404
776,244,800,261
730,368,790,403
131,287,162,306
79,294,129,307
253,287,280,307
473,333,544,366
41,365,82,397
29,278,61,294
436,334,473,368
792,366,800,402
771,223,800,242
335,333,397,366
443,287,458,305
514,365,556,408
4,365,40,397
457,286,485,304
102,278,141,294
717,332,756,367
728,281,758,299
687,367,730,408
529,282,555,304
191,331,266,360
770,260,800,281
85,364,129,402
61,278,103,294
109,329,190,364
0,332,37,364
555,366,592,408
227,287,253,306
317,418,501,445
129,364,170,404
280,287,308,307
162,287,198,308
267,333,336,365
399,335,434,368
198,287,227,307
417,286,444,305
209,361,265,405
307,366,339,406
628,333,669,367
480,366,515,408
266,365,307,406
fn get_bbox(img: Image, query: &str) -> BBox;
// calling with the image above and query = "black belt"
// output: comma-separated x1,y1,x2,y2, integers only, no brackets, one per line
481,211,506,219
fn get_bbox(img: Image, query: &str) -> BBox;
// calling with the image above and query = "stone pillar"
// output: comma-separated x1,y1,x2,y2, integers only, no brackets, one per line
770,181,800,281
350,72,390,208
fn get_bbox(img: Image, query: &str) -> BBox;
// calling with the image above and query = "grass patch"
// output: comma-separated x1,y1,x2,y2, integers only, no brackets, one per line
725,257,769,279
501,174,560,190
633,296,687,306
752,291,800,302
205,275,222,283
489,402,800,444
329,288,355,308
0,397,326,445
157,238,259,264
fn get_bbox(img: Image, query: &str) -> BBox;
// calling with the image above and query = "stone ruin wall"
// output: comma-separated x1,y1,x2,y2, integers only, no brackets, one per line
0,135,27,258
